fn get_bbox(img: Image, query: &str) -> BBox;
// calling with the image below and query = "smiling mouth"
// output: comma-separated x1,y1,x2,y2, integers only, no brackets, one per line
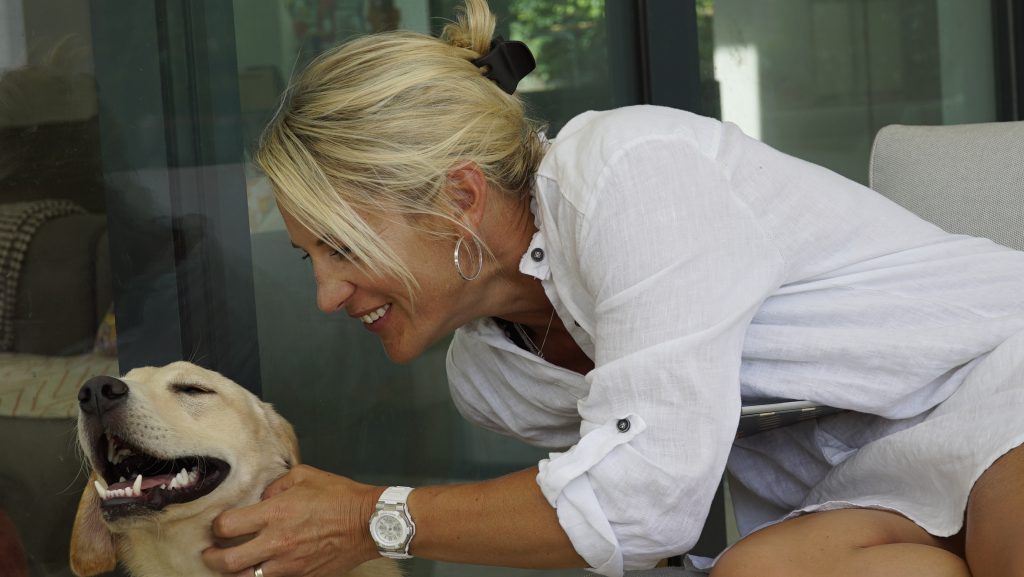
92,432,230,520
360,303,391,325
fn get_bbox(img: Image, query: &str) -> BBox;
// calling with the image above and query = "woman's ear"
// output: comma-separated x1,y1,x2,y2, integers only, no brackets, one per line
69,472,118,577
447,161,489,230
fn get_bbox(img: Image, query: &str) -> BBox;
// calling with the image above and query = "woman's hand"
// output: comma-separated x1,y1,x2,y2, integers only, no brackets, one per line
202,465,384,577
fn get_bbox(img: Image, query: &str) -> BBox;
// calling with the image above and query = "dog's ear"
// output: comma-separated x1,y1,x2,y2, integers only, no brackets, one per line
265,403,301,467
69,472,118,577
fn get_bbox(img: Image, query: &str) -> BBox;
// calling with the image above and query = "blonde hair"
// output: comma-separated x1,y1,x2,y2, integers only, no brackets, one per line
256,0,545,293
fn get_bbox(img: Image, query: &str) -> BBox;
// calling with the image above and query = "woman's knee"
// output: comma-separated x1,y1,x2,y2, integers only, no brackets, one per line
710,509,962,577
709,533,790,577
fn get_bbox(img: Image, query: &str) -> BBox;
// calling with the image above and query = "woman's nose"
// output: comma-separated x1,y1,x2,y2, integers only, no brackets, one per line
315,276,355,314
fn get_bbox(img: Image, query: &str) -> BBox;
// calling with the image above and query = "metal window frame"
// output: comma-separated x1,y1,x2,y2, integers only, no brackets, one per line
994,0,1024,121
90,0,261,392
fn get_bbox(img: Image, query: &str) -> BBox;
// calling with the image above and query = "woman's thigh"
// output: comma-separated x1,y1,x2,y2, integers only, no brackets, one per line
710,508,968,577
966,444,1024,577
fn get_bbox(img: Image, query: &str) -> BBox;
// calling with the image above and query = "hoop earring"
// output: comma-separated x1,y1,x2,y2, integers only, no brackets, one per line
453,237,483,281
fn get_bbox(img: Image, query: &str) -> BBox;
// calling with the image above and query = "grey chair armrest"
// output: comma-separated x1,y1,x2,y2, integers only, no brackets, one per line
869,121,1024,252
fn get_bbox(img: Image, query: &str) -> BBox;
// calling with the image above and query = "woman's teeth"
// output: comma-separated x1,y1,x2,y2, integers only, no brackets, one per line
361,304,390,324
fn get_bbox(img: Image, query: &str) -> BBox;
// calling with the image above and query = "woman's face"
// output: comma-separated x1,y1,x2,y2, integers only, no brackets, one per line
280,205,467,364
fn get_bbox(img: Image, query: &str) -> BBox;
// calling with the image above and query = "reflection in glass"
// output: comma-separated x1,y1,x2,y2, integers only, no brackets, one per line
0,2,120,574
700,0,997,184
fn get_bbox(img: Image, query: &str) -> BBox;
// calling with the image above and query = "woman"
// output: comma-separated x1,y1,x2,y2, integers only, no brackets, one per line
202,1,1024,576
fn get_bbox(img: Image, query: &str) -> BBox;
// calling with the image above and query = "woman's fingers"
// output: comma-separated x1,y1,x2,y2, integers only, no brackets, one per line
204,501,280,573
262,466,303,500
203,466,375,577
202,531,273,576
210,500,269,540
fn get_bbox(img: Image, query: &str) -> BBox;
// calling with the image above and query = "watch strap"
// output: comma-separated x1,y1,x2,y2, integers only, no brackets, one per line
372,485,416,559
379,486,414,504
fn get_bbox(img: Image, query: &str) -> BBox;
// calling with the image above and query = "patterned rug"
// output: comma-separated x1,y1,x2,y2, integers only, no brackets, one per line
0,353,118,419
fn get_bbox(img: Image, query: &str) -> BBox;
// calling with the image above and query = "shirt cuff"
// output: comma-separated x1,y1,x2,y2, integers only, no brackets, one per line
536,414,647,577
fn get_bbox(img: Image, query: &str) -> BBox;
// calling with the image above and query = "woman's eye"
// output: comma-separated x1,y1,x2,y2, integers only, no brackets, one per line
299,246,355,262
329,247,354,260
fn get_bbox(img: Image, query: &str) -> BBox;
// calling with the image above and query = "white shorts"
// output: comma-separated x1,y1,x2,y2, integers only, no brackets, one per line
724,328,1024,551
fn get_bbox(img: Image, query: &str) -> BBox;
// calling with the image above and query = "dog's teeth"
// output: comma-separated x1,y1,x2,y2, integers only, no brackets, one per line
133,474,143,495
108,439,116,463
119,476,126,483
165,468,194,491
160,484,167,490
94,480,108,500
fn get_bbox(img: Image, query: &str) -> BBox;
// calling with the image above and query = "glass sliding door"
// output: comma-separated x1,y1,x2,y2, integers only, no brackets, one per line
699,0,999,184
0,0,121,574
0,0,694,574
1,1,257,575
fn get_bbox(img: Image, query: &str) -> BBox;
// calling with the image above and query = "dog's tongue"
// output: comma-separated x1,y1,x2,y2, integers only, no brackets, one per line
107,474,176,492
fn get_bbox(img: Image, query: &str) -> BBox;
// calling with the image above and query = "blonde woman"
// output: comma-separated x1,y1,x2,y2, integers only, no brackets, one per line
202,1,1024,576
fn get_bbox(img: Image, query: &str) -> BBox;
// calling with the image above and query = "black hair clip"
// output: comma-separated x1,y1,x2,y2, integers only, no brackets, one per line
472,36,536,95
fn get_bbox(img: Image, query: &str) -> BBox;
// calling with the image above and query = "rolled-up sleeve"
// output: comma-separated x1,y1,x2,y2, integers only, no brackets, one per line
535,129,786,575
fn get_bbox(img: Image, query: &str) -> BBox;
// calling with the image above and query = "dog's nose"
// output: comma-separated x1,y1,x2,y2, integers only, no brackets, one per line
78,376,129,415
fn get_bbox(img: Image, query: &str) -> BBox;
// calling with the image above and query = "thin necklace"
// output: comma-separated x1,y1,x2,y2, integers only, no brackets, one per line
513,308,556,358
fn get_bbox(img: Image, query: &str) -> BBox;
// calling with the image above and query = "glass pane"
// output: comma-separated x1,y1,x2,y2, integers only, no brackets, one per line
236,1,620,575
699,0,997,185
0,0,120,575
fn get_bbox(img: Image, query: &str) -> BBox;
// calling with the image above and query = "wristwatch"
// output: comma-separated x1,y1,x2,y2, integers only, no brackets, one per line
368,486,416,559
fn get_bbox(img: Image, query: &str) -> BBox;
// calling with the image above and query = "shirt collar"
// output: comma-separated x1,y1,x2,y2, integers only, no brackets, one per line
518,194,551,280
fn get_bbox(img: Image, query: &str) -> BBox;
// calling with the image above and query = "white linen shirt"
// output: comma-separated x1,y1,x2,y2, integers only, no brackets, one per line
445,106,1024,576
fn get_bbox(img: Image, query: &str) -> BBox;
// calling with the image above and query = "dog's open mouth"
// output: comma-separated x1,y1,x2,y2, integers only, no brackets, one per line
92,432,230,519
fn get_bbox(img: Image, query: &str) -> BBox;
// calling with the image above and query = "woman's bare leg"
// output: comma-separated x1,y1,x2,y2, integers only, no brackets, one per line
711,508,968,577
966,444,1024,576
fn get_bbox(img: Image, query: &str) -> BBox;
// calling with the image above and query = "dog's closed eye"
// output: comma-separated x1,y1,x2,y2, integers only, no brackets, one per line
171,383,216,396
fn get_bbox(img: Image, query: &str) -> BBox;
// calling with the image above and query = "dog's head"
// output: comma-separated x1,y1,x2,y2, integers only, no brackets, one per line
70,361,298,576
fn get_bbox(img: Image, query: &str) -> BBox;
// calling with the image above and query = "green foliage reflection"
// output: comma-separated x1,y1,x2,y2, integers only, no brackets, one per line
509,0,605,88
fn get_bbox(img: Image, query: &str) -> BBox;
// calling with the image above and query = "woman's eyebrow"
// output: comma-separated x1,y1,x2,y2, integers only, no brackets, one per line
290,240,327,249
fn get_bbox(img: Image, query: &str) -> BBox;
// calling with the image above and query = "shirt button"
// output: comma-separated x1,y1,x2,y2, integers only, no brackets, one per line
616,418,631,433
530,248,545,262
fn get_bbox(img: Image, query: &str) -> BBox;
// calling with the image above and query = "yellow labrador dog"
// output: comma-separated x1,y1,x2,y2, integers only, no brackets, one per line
70,361,400,577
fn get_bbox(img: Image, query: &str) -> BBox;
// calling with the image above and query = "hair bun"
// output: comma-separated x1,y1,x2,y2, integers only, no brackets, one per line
441,0,497,56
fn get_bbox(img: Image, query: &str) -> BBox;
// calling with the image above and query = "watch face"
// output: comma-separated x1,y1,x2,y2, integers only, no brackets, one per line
372,512,408,547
